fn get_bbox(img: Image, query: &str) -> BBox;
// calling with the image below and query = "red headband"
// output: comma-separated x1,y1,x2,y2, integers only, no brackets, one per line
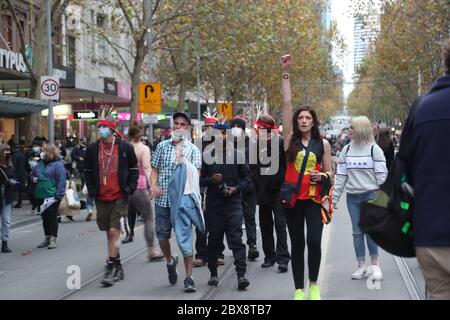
205,117,218,125
97,119,117,129
255,121,278,130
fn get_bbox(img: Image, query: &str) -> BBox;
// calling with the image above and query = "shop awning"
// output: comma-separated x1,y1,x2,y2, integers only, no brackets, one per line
0,95,48,117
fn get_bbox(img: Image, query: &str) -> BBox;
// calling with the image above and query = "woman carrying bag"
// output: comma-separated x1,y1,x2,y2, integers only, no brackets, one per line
280,54,332,300
32,144,66,249
0,144,19,253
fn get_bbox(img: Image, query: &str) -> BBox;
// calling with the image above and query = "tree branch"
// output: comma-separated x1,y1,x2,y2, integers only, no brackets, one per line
117,0,137,40
97,31,133,76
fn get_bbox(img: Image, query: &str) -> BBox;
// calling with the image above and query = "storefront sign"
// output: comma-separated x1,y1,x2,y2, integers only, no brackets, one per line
117,82,131,100
55,115,74,120
142,114,158,124
74,111,98,120
0,49,27,73
54,64,75,87
117,112,142,121
104,78,118,95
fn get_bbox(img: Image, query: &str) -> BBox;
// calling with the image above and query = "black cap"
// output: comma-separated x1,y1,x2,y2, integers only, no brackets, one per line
173,112,191,125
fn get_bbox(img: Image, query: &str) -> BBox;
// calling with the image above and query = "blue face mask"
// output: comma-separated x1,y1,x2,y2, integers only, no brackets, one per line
98,127,112,139
32,146,40,153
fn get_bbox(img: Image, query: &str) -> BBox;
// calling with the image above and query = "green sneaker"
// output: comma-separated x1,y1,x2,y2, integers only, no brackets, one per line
294,289,306,300
308,284,321,300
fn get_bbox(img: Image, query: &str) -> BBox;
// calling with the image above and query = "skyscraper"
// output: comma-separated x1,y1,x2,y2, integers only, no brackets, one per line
353,13,380,69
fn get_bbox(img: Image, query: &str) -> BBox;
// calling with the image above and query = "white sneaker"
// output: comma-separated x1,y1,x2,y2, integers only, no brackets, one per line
351,265,367,280
367,264,383,280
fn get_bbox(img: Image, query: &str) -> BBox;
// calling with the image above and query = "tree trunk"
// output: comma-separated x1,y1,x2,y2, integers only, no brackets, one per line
177,80,186,111
130,39,146,123
25,0,49,143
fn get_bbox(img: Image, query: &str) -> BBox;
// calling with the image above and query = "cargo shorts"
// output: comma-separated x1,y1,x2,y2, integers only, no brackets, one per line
95,197,128,231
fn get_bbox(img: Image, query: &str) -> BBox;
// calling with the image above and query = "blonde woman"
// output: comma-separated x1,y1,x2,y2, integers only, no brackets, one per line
332,116,388,281
32,144,66,249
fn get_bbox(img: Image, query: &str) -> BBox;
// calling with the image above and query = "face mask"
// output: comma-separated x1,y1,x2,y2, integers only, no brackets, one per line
40,152,45,160
231,127,243,138
98,127,112,139
172,133,184,142
336,151,341,157
32,146,40,153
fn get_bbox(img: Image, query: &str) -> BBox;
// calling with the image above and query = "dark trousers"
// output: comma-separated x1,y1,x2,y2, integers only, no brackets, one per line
207,205,247,278
16,191,23,206
126,206,137,236
242,191,257,246
41,200,61,237
195,208,225,261
284,200,323,290
259,202,290,265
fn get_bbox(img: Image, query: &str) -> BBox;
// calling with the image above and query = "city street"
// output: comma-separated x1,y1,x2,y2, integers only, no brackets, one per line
0,196,425,300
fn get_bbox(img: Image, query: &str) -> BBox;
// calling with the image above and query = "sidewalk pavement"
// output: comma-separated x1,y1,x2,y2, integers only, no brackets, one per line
10,203,41,229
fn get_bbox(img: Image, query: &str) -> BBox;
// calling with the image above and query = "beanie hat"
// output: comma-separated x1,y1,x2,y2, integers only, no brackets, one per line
230,116,246,131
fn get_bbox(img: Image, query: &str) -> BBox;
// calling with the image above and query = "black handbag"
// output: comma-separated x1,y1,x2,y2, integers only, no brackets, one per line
359,97,421,258
279,143,310,208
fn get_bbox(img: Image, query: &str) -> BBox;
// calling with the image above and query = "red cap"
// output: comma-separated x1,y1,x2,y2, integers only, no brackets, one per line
205,117,218,125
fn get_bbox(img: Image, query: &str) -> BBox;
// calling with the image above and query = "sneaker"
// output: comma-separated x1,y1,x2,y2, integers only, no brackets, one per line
167,256,179,285
278,264,288,273
261,261,275,268
294,289,306,300
308,284,321,300
101,263,115,287
237,277,250,290
184,276,196,293
37,236,50,248
351,265,367,280
208,276,219,287
367,264,383,281
113,264,125,282
247,245,259,261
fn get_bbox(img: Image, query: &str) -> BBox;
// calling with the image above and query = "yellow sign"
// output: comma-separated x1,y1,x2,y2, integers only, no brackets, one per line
139,82,161,113
218,102,233,121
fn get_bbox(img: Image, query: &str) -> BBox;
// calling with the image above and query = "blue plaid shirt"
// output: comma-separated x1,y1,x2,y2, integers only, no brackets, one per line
151,139,201,207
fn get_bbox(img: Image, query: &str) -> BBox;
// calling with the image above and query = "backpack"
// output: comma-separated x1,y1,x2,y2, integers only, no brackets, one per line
359,98,421,258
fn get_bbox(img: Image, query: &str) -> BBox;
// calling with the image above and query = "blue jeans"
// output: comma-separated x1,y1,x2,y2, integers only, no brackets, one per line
1,199,12,242
155,205,172,241
174,195,199,257
346,192,378,262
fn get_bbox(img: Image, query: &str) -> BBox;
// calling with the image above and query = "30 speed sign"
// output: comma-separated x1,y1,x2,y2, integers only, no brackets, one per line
40,76,60,100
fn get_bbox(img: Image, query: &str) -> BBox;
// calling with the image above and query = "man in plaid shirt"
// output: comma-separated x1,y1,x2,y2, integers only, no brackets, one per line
151,112,202,288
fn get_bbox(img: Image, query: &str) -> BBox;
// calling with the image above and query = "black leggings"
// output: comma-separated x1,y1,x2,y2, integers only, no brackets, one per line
285,200,323,290
41,200,61,237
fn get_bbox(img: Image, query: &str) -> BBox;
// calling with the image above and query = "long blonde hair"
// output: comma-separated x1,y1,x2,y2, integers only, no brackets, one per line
351,116,375,146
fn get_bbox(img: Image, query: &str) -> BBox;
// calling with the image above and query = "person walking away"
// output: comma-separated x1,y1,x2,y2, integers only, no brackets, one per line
375,128,395,172
408,39,450,300
0,144,19,253
230,116,260,261
332,116,388,281
71,136,94,221
11,143,26,209
201,121,251,290
33,144,67,250
252,115,290,272
84,111,138,287
127,124,163,260
27,139,44,214
150,112,202,290
281,54,333,300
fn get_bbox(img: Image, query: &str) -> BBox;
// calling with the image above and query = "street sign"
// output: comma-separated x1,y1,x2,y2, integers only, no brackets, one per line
139,82,161,113
142,113,159,124
40,76,60,100
218,102,233,121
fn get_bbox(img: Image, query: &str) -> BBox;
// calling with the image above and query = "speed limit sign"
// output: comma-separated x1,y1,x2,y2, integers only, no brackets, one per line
40,76,60,100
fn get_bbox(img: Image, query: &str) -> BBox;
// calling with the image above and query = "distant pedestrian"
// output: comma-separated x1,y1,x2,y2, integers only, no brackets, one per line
150,112,203,292
375,128,395,172
33,144,67,250
0,144,18,253
27,138,44,215
126,124,163,261
84,110,138,287
281,54,333,300
332,116,388,281
11,143,26,209
230,116,260,261
408,39,450,300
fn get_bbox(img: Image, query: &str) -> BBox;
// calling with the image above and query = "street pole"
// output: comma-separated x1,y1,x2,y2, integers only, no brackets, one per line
144,0,154,144
196,31,201,121
47,0,54,143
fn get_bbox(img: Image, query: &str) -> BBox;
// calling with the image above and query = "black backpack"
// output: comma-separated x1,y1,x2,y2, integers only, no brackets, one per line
359,97,422,258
